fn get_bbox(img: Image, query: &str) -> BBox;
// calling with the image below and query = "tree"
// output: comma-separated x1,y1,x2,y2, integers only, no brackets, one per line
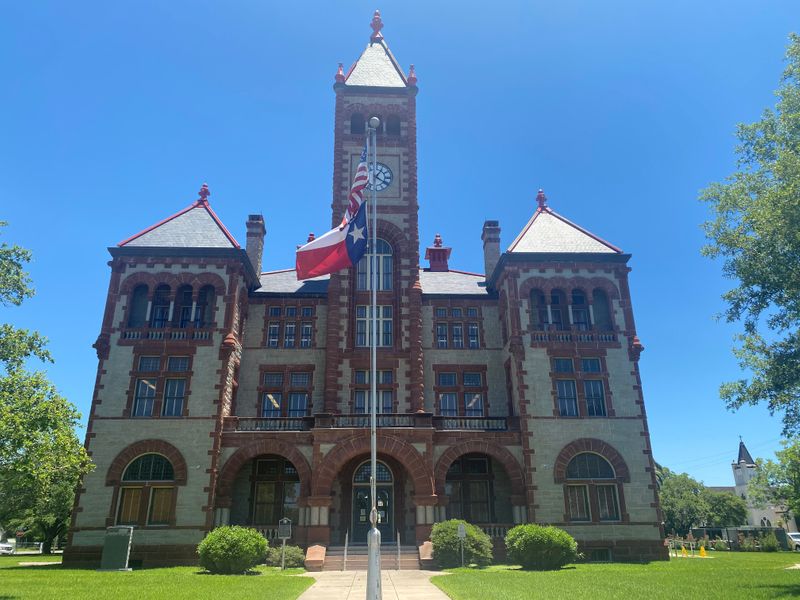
700,34,800,435
748,438,800,523
0,222,92,552
704,490,748,528
658,472,708,536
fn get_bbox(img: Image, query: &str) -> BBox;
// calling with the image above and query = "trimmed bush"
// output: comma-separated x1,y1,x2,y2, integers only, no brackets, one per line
760,532,780,552
265,544,306,568
430,520,493,568
197,526,268,574
505,524,579,570
713,540,728,551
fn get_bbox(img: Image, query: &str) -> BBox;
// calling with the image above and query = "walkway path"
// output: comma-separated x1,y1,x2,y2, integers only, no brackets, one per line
297,570,450,600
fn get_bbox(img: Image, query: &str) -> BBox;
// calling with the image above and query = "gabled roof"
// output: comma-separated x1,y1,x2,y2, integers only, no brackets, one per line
118,184,240,249
507,190,622,254
737,440,756,465
342,11,409,89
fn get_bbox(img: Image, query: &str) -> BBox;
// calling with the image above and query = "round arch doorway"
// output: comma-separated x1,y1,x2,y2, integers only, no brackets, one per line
352,460,394,543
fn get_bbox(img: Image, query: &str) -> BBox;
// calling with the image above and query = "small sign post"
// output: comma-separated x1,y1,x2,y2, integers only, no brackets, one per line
278,518,292,571
457,522,466,568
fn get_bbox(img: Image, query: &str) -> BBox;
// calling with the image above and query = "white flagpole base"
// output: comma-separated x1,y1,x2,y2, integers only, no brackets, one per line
366,526,382,599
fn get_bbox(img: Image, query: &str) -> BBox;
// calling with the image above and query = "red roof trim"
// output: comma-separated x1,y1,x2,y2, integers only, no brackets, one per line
508,207,622,254
117,200,240,249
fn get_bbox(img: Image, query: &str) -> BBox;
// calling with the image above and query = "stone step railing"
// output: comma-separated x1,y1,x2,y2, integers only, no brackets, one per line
479,524,513,539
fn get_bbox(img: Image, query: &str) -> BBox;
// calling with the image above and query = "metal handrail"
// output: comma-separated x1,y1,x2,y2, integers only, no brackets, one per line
343,530,348,571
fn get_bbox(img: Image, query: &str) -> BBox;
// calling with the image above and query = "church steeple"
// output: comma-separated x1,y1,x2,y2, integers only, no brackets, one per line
737,439,756,465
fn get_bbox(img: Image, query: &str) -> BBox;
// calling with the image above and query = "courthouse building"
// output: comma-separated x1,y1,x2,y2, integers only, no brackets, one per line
65,12,666,566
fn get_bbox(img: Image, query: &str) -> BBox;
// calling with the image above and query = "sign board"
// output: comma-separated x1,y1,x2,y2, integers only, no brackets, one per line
278,518,292,540
99,526,134,571
457,523,466,539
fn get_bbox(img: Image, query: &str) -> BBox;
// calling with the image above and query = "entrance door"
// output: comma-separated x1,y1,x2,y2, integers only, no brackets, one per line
352,461,394,543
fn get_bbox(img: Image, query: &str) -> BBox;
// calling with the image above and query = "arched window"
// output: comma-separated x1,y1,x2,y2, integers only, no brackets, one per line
565,453,620,523
354,461,393,484
445,454,493,523
571,289,590,331
356,239,393,291
251,456,300,526
550,289,567,331
592,289,613,332
351,113,365,135
530,289,548,330
117,454,176,526
194,285,215,328
149,284,170,328
386,115,401,136
127,284,148,328
174,285,193,328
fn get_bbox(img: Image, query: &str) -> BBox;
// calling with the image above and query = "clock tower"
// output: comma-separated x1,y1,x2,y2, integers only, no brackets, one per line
323,10,424,415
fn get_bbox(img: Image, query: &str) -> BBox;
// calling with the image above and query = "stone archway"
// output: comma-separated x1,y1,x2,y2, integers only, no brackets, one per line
434,439,525,497
217,439,313,500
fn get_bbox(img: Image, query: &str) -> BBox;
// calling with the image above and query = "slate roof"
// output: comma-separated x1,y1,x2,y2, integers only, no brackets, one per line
737,440,756,465
508,203,622,254
119,200,240,249
256,268,488,296
345,39,408,88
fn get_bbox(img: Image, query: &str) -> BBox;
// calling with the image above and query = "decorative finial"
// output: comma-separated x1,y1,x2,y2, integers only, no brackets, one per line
370,9,384,41
408,64,417,86
307,232,316,243
536,188,547,209
433,233,443,248
198,183,210,203
335,63,345,83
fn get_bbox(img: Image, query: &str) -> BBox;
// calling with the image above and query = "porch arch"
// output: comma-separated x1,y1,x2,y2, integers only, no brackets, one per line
434,439,525,497
217,439,313,499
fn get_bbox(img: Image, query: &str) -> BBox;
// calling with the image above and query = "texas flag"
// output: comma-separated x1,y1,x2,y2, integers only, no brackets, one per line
295,200,368,280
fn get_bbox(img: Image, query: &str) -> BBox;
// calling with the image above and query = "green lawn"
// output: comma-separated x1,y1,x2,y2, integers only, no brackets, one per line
431,552,800,600
0,556,313,600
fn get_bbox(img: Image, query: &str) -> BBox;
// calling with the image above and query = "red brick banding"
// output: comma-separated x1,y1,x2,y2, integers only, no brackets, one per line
434,439,526,497
553,438,630,483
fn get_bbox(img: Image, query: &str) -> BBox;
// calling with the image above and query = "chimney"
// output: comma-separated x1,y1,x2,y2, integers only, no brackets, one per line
245,214,266,275
424,233,451,272
481,220,501,281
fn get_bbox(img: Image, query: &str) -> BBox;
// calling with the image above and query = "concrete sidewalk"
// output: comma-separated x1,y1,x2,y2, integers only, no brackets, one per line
297,570,451,600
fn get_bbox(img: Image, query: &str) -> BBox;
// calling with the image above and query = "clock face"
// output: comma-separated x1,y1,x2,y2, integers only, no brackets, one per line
368,162,393,191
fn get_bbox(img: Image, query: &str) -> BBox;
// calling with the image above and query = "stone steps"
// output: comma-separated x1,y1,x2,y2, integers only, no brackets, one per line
323,545,421,571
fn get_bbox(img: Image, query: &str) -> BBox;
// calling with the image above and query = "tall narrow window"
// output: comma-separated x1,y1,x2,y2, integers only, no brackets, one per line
175,285,193,328
467,323,480,348
463,372,484,417
452,323,464,349
350,113,365,135
133,379,157,417
284,323,296,348
355,305,392,347
445,455,493,523
117,454,176,526
571,289,590,331
530,289,548,330
194,285,215,328
556,380,578,417
592,289,613,331
354,370,393,413
162,379,186,417
436,323,448,348
300,323,313,348
251,457,300,526
356,239,393,291
584,380,606,417
150,285,170,328
386,115,401,136
565,453,620,522
550,290,567,331
128,285,149,328
267,323,280,348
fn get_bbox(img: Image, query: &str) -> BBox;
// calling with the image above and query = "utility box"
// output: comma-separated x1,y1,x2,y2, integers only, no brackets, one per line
99,526,134,571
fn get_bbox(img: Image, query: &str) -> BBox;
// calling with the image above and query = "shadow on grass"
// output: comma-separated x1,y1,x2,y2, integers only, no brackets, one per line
753,584,800,598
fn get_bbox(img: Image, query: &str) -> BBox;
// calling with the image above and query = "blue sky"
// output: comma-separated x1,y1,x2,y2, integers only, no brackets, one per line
1,1,797,486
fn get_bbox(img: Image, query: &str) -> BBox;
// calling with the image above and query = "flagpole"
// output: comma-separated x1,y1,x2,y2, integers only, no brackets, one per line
366,116,382,600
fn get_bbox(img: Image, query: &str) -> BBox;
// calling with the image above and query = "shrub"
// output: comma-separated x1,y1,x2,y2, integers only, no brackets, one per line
739,536,757,552
760,532,780,552
197,526,268,574
505,524,579,570
713,540,728,551
265,544,306,568
430,520,493,568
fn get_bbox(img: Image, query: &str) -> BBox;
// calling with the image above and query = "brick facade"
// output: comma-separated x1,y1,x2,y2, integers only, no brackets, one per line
64,17,666,568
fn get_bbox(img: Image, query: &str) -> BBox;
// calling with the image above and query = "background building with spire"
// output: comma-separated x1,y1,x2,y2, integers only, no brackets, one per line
64,11,666,567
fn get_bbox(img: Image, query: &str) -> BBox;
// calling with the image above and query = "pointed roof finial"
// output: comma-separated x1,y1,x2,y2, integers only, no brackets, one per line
370,9,384,41
536,188,547,209
408,64,417,86
433,233,443,248
198,183,210,203
307,232,316,243
335,63,345,83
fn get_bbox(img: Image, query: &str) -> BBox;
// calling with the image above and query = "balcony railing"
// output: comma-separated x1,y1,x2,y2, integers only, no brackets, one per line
121,327,212,341
432,416,511,431
226,413,516,433
479,524,513,539
531,329,616,343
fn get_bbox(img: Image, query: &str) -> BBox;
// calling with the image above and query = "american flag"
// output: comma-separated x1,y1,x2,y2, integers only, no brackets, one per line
341,145,369,228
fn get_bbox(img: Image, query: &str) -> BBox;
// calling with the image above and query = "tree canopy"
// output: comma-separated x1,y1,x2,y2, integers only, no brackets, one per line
748,438,800,526
700,34,800,434
0,222,92,551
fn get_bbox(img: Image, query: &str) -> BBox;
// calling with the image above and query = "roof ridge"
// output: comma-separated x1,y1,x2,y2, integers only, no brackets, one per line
118,201,199,247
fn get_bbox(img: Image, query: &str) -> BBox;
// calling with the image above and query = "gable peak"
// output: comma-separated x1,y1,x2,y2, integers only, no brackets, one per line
370,9,384,41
